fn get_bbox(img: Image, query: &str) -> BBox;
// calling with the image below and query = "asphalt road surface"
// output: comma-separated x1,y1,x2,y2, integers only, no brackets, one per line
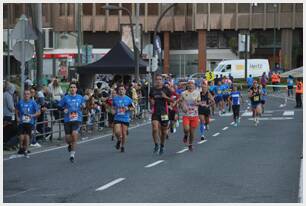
3,93,303,203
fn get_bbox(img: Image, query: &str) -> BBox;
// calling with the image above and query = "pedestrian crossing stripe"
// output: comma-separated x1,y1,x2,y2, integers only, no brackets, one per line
283,110,294,116
248,117,294,121
242,112,253,117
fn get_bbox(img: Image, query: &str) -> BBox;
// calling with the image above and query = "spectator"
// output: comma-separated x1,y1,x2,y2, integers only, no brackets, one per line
49,78,64,121
295,78,303,108
260,72,268,87
4,82,16,123
271,72,278,93
228,73,234,83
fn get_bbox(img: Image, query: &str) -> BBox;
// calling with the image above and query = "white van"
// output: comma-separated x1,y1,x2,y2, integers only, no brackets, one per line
213,59,270,79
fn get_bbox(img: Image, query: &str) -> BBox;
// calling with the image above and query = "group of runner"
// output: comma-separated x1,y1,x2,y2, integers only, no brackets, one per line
15,74,267,162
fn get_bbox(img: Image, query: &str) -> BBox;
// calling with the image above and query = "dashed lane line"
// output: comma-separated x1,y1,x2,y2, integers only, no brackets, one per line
222,127,229,131
144,160,165,168
95,178,126,191
176,148,189,154
212,132,220,137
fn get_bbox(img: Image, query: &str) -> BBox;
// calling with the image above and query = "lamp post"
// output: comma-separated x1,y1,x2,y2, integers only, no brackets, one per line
102,5,139,82
273,3,277,70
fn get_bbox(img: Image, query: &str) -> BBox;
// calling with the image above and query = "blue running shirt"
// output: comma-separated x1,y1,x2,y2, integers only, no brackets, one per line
230,91,241,105
58,94,85,123
17,99,39,125
113,95,133,123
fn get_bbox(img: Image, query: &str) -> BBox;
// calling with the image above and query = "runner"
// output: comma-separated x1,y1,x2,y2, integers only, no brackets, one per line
179,79,201,151
165,82,179,136
58,83,85,163
16,89,41,158
222,79,231,113
214,81,225,115
112,85,134,152
261,85,267,113
229,86,243,126
106,89,117,141
198,83,215,140
248,80,262,126
208,81,216,116
149,74,172,155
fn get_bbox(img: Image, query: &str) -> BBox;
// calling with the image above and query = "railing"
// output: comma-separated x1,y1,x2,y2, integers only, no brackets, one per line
31,97,149,143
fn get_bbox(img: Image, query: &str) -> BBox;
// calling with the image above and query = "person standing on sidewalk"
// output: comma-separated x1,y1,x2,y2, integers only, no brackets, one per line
58,83,85,163
295,78,303,108
16,89,41,158
287,75,294,97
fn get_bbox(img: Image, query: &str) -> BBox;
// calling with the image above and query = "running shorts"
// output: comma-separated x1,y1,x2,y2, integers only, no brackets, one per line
18,123,33,136
114,120,129,127
151,113,169,127
64,121,81,135
182,116,199,128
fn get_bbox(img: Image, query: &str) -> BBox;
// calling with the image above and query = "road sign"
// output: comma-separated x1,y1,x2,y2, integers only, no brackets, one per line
11,15,37,41
12,41,34,62
205,71,215,81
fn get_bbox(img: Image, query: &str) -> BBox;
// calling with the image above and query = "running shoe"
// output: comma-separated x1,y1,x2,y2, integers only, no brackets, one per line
70,156,74,163
188,145,193,152
183,135,188,144
18,148,24,155
234,123,238,127
201,135,206,141
67,144,72,152
115,141,121,150
120,147,125,153
153,144,159,154
24,151,29,158
159,147,164,155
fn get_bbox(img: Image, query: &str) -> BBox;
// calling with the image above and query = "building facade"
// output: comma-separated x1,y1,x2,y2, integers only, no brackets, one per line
3,3,303,78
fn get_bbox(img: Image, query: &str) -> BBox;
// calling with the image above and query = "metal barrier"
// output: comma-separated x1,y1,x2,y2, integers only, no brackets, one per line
31,96,149,142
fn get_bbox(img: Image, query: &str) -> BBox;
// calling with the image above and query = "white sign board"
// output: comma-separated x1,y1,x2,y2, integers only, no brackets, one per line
238,34,250,52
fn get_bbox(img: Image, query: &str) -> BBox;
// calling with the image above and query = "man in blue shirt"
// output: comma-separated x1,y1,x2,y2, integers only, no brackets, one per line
287,75,294,97
214,81,225,115
229,86,243,126
112,84,134,152
16,89,40,158
58,83,85,163
247,74,253,89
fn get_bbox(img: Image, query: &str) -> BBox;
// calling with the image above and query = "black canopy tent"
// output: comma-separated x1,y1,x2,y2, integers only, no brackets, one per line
77,41,148,74
75,41,148,89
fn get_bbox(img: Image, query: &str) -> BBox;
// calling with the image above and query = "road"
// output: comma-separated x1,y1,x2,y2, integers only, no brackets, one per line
3,94,303,203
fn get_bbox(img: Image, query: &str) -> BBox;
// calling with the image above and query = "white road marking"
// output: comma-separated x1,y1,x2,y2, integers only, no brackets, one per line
248,117,294,121
220,113,232,117
298,158,303,203
283,110,294,116
230,122,235,125
242,111,253,117
4,188,36,198
264,110,274,114
262,114,273,116
197,140,207,144
177,148,189,153
212,132,220,137
145,160,165,168
4,122,151,161
95,178,126,191
222,127,229,131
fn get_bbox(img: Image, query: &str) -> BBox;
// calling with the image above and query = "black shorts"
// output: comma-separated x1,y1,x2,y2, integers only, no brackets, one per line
198,106,210,116
288,85,293,90
64,121,81,135
151,113,169,127
18,123,33,136
108,113,114,124
168,110,177,121
114,120,129,127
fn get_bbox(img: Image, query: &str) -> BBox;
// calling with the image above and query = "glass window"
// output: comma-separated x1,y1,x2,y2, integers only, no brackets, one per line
296,3,302,12
4,4,8,19
252,3,264,13
96,3,106,15
49,30,53,48
197,4,208,14
174,4,185,15
224,3,236,13
207,31,219,48
210,4,221,13
148,3,158,16
266,4,278,13
83,3,92,16
280,4,292,12
139,3,145,16
121,3,132,16
238,3,249,13
109,3,119,15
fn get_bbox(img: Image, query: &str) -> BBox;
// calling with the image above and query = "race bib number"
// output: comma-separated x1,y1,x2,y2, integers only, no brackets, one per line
22,115,31,123
254,96,259,101
187,106,197,115
217,90,221,94
161,114,169,121
69,112,78,121
117,107,126,115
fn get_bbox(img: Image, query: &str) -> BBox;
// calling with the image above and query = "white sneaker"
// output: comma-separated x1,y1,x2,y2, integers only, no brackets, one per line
30,144,35,147
34,143,41,147
173,128,176,133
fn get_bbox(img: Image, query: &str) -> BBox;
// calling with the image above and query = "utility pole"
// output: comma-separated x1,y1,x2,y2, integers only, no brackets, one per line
135,3,140,82
34,4,43,87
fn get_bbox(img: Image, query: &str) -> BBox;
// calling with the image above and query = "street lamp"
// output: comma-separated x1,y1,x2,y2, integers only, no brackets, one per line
102,5,139,82
273,3,277,70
